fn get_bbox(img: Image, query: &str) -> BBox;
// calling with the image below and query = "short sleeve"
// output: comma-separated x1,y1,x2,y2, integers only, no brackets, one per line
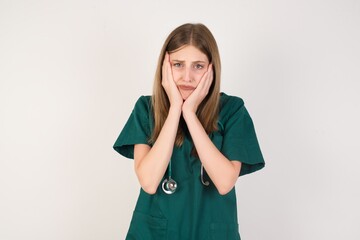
113,96,152,159
220,97,265,176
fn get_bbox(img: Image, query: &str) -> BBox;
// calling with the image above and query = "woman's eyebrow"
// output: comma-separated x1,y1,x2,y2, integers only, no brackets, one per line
171,59,207,63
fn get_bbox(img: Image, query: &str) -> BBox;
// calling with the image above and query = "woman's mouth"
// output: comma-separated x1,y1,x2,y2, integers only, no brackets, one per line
178,85,195,91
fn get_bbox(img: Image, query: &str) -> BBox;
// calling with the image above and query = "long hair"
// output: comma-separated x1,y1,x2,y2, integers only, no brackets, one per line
150,23,221,146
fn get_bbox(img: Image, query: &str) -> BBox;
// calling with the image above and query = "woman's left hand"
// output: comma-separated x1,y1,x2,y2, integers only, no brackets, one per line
182,64,213,116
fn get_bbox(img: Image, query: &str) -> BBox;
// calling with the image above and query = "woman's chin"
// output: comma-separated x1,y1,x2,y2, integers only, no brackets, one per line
180,90,193,100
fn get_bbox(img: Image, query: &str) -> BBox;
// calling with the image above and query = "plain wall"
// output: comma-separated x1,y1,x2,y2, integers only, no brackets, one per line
1,0,359,239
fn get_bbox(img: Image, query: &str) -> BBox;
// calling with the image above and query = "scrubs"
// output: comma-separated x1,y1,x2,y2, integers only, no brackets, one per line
113,92,265,240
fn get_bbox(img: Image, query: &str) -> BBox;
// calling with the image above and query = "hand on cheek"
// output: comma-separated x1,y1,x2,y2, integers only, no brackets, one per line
161,52,183,109
182,64,213,115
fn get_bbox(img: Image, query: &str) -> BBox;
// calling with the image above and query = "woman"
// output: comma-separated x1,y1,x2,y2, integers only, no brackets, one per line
113,23,265,240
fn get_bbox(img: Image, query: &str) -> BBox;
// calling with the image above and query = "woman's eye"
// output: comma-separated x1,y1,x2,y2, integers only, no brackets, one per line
194,64,204,69
173,63,182,67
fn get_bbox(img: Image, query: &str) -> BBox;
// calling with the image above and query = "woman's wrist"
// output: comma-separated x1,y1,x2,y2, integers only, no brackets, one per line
169,105,182,117
182,109,197,122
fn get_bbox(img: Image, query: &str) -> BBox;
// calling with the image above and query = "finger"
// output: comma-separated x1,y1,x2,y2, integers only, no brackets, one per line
205,64,213,85
199,63,212,83
200,67,213,94
164,53,173,83
208,66,214,84
162,53,168,80
207,63,213,72
162,52,168,68
196,71,209,90
166,55,174,83
164,52,172,68
201,66,213,86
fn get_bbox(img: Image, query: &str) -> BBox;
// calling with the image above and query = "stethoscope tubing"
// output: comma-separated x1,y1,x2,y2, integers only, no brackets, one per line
162,160,209,194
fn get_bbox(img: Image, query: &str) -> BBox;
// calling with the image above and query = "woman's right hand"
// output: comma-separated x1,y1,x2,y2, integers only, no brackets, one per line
133,53,182,194
162,52,183,110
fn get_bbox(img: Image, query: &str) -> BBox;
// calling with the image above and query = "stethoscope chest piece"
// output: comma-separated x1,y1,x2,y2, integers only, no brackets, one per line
162,177,177,194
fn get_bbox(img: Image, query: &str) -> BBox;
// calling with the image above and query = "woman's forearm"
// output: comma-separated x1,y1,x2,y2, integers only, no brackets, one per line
183,111,241,195
134,106,182,194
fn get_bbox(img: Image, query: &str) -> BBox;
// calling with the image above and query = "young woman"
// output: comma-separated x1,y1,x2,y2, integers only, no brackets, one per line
113,23,265,240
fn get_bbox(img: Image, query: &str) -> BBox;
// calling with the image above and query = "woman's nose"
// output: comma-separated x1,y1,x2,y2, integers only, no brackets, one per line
183,68,192,82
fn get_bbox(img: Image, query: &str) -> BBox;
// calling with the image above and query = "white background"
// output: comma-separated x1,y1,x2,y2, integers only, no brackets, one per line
1,0,359,239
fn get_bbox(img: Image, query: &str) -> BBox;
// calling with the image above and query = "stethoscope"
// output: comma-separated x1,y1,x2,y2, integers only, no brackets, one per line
162,159,209,194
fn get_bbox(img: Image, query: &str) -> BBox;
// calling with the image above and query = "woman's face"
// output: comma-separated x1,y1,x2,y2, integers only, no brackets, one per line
169,45,210,100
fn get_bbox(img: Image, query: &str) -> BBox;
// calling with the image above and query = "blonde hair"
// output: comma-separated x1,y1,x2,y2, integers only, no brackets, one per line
150,23,221,146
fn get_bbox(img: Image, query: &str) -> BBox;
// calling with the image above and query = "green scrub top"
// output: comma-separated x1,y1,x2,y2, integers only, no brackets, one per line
113,92,265,240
